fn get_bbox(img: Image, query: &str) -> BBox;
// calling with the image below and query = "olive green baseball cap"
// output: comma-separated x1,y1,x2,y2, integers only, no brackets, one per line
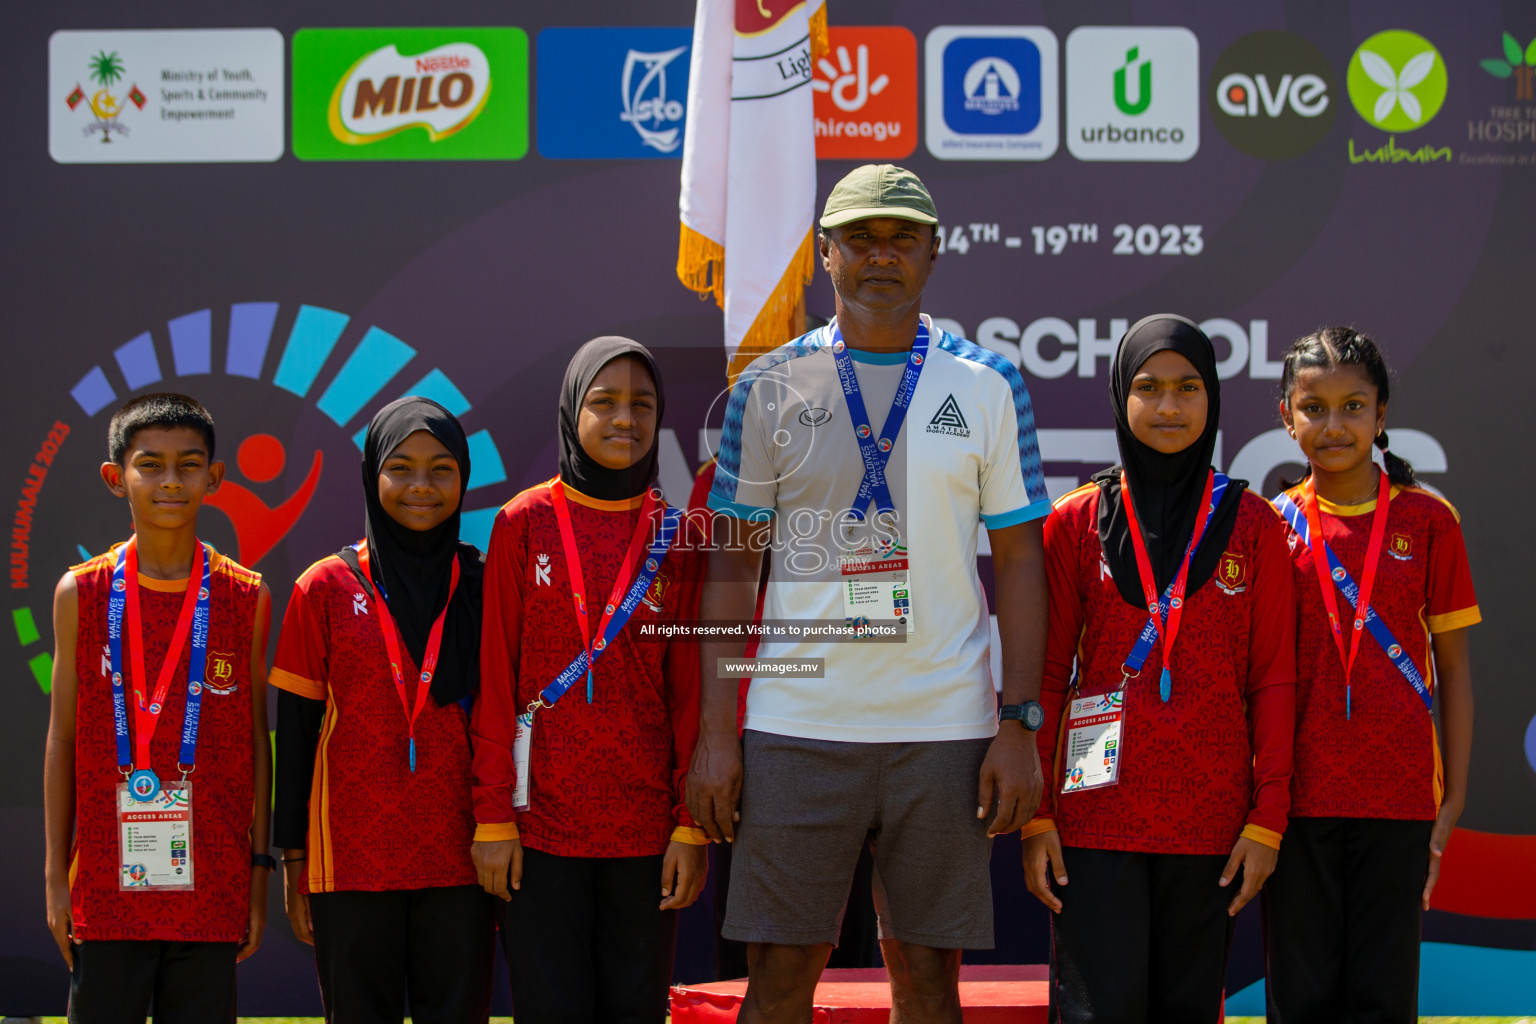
819,164,938,229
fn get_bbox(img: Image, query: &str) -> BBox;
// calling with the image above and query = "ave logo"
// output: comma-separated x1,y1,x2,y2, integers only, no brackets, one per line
1212,31,1336,159
813,27,917,159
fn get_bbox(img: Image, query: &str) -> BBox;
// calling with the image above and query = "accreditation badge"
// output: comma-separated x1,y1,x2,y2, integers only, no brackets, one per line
839,536,914,635
512,711,533,813
1061,691,1125,793
117,781,193,890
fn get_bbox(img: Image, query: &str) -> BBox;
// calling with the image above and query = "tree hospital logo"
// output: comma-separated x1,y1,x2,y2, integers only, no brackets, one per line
813,27,916,159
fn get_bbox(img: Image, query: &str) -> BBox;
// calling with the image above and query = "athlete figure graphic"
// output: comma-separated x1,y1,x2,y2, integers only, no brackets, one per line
204,434,323,568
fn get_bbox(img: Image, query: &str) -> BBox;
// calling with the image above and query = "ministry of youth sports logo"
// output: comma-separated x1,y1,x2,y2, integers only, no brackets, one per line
620,45,687,152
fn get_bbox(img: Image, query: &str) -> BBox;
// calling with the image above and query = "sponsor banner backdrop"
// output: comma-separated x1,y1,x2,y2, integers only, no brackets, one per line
5,0,1536,1016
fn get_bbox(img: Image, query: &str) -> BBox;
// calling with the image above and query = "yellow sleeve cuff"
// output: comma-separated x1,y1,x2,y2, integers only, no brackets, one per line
1241,824,1283,851
670,827,710,846
1427,606,1481,633
1019,818,1059,840
269,667,326,700
474,822,520,842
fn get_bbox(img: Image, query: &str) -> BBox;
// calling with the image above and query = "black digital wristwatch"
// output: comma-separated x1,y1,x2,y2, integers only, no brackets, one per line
999,701,1045,732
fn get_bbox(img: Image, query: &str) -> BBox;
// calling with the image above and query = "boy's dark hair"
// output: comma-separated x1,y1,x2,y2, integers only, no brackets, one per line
106,393,217,466
1279,326,1416,488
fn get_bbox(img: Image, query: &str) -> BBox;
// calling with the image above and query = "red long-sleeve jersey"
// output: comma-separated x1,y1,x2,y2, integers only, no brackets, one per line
1023,484,1297,855
472,479,706,857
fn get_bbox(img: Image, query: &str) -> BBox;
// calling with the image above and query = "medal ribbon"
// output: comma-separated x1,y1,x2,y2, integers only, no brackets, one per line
1273,471,1431,717
830,320,929,520
543,480,680,708
1120,470,1225,702
108,536,211,776
357,542,460,772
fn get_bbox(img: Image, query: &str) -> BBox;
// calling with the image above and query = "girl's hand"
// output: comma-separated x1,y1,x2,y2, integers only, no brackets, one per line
1220,836,1277,916
1422,800,1463,911
473,838,523,901
238,866,268,962
660,841,708,910
1022,830,1067,913
46,878,76,968
283,858,313,945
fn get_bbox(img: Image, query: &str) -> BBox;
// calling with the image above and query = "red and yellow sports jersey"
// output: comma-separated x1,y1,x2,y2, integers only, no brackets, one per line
1281,484,1479,821
70,544,261,942
270,549,478,894
473,480,706,858
1024,486,1296,855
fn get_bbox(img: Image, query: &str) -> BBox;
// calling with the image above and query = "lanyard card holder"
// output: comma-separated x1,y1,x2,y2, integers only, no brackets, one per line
512,711,534,813
1061,687,1125,793
118,780,194,890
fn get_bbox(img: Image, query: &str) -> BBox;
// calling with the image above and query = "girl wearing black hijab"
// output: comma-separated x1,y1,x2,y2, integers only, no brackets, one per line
271,396,494,1023
1018,316,1297,1023
470,337,708,1024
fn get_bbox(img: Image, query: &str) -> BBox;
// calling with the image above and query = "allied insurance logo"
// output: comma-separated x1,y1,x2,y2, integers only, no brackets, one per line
537,27,692,159
292,28,527,160
925,26,1059,161
1065,26,1199,161
813,27,917,159
1211,31,1335,159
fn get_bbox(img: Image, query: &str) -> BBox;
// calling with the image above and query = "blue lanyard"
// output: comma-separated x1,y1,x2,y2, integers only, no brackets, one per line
108,540,211,799
830,320,929,520
1122,472,1229,702
535,506,682,709
1273,492,1432,714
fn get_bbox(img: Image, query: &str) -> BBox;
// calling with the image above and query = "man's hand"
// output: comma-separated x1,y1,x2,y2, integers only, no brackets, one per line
687,732,743,843
977,723,1042,836
282,858,313,945
1220,836,1277,916
660,841,709,910
1422,800,1461,911
237,866,268,962
473,838,523,901
1022,830,1067,913
46,878,75,969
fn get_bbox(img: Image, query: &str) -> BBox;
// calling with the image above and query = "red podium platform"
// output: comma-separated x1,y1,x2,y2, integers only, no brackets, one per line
670,965,1050,1023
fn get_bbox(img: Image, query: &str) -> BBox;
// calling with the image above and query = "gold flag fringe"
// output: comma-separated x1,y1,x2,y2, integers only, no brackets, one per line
809,4,829,63
677,222,725,308
726,227,816,383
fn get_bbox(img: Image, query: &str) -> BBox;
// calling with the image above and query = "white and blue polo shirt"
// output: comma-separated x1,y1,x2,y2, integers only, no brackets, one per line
709,315,1051,743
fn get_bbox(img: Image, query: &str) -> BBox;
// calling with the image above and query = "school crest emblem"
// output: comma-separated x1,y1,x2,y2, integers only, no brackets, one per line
205,651,239,694
1216,552,1248,595
642,571,670,613
1389,533,1413,560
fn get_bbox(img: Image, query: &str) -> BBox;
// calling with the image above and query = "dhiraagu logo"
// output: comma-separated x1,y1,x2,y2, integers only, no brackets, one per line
293,28,527,160
1347,30,1447,132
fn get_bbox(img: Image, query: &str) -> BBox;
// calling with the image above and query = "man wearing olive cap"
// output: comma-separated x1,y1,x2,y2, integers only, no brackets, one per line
689,164,1052,1023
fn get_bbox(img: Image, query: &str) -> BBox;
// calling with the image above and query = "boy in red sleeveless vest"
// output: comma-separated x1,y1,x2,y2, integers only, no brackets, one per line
43,393,273,1024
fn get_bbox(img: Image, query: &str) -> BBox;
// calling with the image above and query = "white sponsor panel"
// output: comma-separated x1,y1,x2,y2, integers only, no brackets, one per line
1066,26,1199,162
50,29,283,163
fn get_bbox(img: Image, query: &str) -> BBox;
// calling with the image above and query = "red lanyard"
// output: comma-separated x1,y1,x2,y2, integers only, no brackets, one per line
1303,469,1391,689
358,542,460,772
548,479,658,702
1121,469,1216,685
123,537,206,773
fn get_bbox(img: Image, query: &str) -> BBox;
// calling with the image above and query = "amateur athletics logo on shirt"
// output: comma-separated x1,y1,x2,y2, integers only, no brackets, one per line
926,394,971,437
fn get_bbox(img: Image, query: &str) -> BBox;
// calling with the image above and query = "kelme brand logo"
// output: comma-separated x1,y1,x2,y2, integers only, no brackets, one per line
293,28,527,161
1211,31,1335,159
1347,30,1447,132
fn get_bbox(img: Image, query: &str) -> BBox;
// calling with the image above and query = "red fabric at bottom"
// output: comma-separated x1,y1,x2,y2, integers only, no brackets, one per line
670,966,1049,1023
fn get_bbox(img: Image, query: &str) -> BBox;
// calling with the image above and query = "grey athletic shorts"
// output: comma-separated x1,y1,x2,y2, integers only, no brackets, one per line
722,730,994,950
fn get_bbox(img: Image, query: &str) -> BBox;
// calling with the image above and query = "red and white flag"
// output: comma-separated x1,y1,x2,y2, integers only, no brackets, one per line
677,0,828,379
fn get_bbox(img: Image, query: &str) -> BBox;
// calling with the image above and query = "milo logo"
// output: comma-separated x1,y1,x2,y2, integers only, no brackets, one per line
331,42,491,143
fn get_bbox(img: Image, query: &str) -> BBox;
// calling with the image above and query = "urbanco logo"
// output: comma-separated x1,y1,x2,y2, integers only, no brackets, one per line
1347,29,1447,132
925,26,1058,161
293,28,527,161
1211,30,1335,159
813,26,917,159
537,27,693,159
1066,27,1199,162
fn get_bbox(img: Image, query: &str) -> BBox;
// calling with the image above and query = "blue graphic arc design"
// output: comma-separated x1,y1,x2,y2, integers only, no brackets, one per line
315,326,415,427
58,301,507,550
168,309,212,376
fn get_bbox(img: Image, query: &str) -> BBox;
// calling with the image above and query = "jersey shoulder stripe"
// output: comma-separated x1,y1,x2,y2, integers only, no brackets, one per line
714,329,826,502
